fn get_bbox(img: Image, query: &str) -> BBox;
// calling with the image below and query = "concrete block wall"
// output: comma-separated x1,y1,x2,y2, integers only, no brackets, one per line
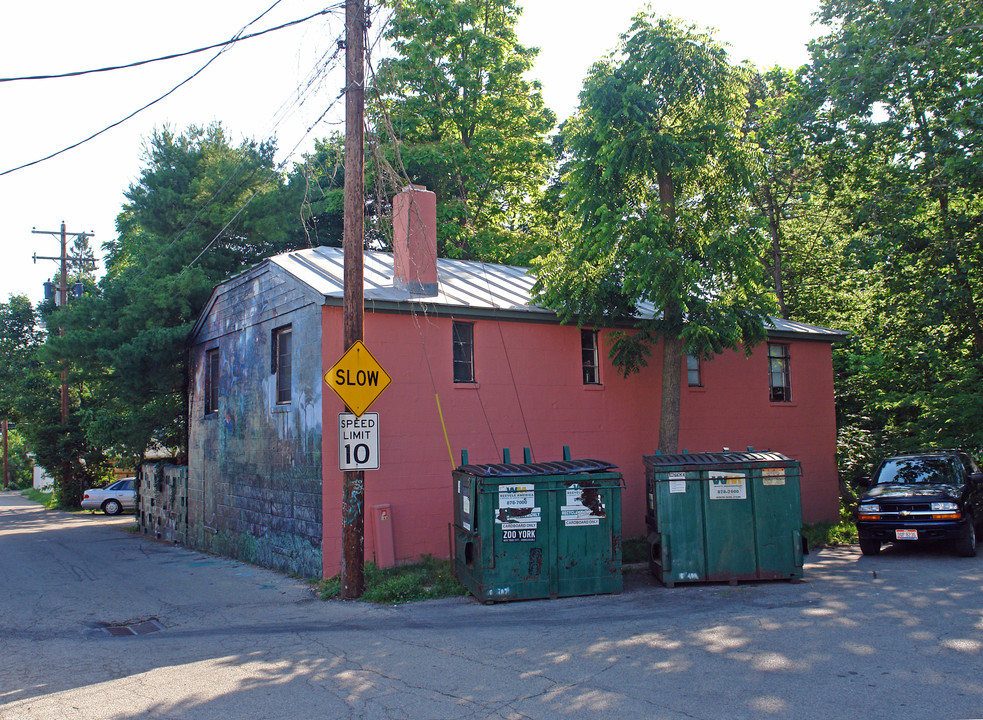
188,264,324,578
138,463,189,544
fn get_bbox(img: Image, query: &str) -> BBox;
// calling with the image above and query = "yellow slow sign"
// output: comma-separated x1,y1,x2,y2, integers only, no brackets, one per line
324,341,392,417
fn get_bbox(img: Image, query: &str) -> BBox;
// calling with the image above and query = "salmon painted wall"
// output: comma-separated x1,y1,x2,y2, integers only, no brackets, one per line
321,307,839,576
679,339,839,524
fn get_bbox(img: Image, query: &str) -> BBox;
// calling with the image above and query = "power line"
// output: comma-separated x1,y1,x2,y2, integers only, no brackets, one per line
0,2,336,178
137,38,348,282
181,83,348,276
1,56,223,178
23,15,347,300
0,7,343,83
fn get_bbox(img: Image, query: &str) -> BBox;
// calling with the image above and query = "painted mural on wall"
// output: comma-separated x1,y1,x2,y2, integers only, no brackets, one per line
188,265,323,577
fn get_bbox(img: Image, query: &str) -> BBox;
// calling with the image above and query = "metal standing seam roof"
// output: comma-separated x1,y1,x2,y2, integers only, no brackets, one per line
265,246,848,339
273,246,546,314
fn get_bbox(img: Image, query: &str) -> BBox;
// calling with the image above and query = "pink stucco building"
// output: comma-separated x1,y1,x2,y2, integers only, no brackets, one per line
189,186,846,579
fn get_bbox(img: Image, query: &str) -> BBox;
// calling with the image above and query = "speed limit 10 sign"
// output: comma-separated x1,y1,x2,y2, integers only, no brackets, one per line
338,412,379,471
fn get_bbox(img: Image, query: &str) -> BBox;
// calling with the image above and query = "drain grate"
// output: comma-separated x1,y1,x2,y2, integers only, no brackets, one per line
99,618,165,636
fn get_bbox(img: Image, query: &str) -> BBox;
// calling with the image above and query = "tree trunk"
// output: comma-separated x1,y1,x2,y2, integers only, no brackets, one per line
763,183,788,319
658,329,683,455
656,169,682,455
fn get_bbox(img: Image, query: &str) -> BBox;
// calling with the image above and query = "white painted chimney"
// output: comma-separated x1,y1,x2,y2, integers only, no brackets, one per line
393,185,438,296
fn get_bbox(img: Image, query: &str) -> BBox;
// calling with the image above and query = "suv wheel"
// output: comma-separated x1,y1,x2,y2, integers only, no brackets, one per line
859,538,881,556
955,520,977,558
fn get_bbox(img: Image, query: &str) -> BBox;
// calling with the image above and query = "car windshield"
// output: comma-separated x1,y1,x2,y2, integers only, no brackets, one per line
875,457,959,485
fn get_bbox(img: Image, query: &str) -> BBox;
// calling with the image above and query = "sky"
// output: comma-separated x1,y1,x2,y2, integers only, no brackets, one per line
0,0,824,305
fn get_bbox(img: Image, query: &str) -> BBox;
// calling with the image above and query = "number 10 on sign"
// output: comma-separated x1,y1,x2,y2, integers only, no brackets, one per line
339,413,379,471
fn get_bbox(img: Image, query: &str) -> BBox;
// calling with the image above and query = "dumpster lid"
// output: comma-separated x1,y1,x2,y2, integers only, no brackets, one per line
457,459,617,477
643,451,793,467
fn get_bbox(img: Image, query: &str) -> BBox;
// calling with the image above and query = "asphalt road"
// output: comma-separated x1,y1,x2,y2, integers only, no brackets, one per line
1,490,982,720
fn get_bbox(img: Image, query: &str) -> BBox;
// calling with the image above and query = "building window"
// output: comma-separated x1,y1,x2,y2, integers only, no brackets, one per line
768,343,791,402
687,354,702,387
273,326,292,404
204,348,219,415
452,321,474,383
582,329,600,385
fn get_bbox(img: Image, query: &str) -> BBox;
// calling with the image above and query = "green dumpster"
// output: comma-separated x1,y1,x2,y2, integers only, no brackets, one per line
644,450,804,587
452,448,624,602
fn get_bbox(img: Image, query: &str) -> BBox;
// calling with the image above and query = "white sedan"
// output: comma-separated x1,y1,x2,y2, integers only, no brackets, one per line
81,478,137,515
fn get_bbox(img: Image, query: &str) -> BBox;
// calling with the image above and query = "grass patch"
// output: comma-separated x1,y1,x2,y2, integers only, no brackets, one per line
21,488,58,509
622,536,648,564
315,555,469,604
802,505,858,548
20,488,87,513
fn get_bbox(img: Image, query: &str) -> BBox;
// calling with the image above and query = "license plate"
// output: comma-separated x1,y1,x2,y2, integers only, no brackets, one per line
896,529,918,540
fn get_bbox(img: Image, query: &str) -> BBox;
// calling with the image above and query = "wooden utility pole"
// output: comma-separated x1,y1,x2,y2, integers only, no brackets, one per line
341,0,366,599
31,222,95,503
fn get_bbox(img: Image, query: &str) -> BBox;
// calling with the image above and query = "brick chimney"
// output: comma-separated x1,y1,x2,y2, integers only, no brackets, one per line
393,184,438,296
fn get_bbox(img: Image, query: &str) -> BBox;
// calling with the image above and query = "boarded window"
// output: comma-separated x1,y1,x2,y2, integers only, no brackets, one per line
687,354,702,387
204,348,219,415
453,322,474,383
582,329,600,385
274,326,292,404
768,343,791,402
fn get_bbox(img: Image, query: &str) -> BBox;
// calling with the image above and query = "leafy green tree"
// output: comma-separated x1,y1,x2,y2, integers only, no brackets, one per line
369,0,556,263
51,124,298,465
743,68,826,319
284,133,346,248
808,0,983,457
3,428,34,489
535,14,776,453
0,296,42,490
283,132,392,250
0,295,44,423
0,295,111,502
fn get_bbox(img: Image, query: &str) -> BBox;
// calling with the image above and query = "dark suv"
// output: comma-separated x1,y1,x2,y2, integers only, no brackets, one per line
856,451,983,557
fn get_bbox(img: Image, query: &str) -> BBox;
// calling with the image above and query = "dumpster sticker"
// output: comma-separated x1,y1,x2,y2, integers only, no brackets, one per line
709,471,747,499
762,468,786,486
668,471,687,494
563,516,600,527
495,507,541,525
502,526,537,542
499,483,535,509
497,484,541,529
561,484,605,526
461,494,471,532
